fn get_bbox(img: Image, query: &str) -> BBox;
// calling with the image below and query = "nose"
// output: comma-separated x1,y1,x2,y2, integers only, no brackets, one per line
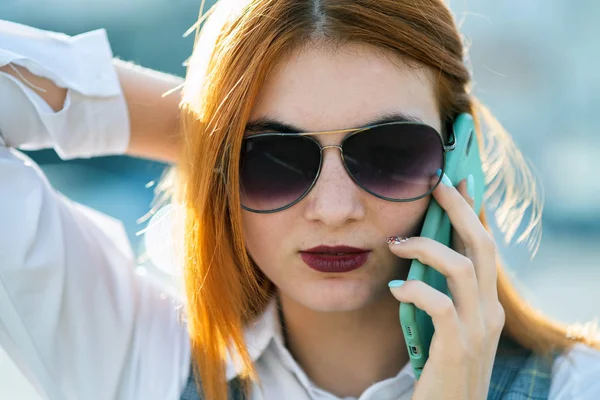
302,145,366,227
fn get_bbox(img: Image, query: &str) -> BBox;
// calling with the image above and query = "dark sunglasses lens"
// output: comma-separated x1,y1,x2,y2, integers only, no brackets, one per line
343,124,443,200
240,135,321,211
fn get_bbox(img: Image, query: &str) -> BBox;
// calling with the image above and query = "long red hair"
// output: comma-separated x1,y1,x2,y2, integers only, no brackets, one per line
172,1,599,399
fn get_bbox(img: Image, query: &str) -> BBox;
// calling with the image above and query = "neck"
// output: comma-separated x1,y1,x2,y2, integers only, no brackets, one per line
277,291,409,398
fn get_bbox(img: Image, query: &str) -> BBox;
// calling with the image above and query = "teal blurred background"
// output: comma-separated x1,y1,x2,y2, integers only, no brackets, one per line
1,0,599,398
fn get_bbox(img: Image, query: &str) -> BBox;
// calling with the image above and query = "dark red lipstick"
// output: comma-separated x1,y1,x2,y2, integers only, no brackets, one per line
300,245,371,273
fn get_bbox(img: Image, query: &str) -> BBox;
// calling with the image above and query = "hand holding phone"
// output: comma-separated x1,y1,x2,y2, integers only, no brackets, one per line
397,113,486,379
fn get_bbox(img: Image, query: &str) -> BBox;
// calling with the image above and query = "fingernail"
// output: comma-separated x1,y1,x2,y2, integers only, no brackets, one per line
388,280,405,288
436,169,453,187
467,174,475,200
387,236,410,245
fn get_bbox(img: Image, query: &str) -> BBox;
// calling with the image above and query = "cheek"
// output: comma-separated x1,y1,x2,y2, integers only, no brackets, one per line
375,196,430,237
241,211,289,270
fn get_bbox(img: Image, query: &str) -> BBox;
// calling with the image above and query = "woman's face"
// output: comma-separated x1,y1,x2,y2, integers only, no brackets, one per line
242,43,441,312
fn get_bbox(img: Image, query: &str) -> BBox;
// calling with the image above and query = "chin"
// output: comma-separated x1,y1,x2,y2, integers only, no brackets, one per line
291,277,380,312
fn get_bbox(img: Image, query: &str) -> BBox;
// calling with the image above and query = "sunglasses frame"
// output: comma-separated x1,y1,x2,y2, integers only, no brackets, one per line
240,121,457,214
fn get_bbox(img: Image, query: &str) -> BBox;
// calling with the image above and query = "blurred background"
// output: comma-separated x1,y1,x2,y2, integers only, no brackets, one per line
1,0,599,398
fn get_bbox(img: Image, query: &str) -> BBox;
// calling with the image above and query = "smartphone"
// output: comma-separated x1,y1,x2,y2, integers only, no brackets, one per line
399,113,486,379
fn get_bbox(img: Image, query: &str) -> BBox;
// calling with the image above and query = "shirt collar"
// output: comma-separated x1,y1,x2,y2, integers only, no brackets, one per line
224,297,416,388
225,297,282,381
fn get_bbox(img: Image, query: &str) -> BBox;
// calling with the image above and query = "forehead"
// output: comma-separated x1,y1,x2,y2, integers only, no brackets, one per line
249,42,441,133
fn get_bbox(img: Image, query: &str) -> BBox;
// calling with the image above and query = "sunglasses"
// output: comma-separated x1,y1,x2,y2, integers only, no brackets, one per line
239,121,456,213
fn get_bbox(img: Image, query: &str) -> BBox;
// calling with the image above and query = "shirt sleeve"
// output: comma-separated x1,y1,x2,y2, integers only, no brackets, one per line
0,19,129,159
550,343,600,399
0,21,190,400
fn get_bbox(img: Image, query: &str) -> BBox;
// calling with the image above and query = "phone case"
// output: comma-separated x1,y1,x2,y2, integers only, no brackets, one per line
399,113,486,379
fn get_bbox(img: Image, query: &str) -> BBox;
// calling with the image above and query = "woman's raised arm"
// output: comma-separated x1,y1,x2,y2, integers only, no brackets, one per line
115,59,183,164
0,21,190,399
0,22,183,164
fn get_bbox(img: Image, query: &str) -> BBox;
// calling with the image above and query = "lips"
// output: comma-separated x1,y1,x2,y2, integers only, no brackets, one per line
303,245,368,254
300,245,371,273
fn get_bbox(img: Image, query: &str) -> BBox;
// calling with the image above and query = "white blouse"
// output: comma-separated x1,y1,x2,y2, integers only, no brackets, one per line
0,19,599,400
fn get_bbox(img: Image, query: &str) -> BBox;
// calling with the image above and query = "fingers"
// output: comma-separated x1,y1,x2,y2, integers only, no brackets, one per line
388,237,481,324
388,174,503,399
389,279,461,340
451,180,473,256
431,174,498,302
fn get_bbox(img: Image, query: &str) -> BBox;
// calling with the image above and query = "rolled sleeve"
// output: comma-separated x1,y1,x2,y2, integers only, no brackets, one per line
0,20,129,159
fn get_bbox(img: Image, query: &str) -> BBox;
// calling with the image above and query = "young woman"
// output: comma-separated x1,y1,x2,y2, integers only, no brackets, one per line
1,1,599,399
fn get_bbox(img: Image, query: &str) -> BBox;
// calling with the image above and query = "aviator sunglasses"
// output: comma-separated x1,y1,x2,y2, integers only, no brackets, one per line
239,119,456,213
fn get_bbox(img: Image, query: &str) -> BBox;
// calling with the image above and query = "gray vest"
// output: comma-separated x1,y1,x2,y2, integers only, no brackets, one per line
180,337,555,400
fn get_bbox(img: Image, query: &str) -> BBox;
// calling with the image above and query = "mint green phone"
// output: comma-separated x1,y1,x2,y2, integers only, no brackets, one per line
399,113,486,379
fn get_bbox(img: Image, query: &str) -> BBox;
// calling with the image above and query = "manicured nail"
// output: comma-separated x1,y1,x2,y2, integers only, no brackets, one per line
436,169,453,187
387,236,410,245
388,280,405,288
467,174,475,200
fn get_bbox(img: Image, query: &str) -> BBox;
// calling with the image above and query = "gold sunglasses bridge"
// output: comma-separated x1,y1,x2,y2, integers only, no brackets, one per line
320,144,343,152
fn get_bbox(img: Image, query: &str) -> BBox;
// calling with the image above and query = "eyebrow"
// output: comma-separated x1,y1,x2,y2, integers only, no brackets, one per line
244,112,424,134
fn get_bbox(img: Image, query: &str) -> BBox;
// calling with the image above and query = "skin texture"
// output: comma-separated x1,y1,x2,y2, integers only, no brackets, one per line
241,42,504,399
